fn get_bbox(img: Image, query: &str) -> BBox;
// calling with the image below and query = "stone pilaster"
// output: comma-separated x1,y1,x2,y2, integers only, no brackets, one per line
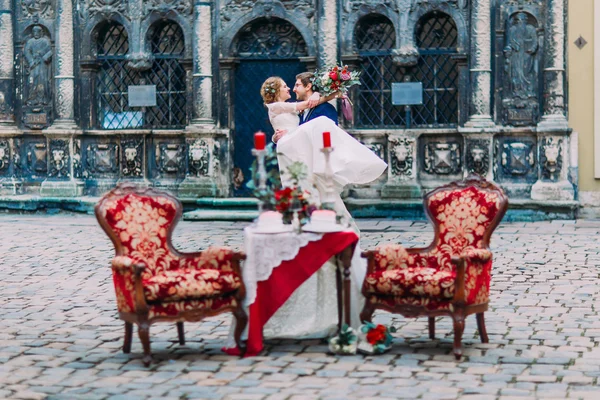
190,1,213,125
317,0,337,68
0,0,15,130
538,0,568,130
465,0,495,128
51,0,76,129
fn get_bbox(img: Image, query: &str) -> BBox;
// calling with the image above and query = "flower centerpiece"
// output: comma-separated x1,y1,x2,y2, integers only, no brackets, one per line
357,322,396,355
311,64,361,121
328,324,358,355
274,161,316,224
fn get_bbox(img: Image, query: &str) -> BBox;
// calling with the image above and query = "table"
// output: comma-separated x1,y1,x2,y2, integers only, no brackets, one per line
223,228,359,356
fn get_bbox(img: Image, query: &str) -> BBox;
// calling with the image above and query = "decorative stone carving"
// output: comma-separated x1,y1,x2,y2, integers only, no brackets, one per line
393,0,418,66
188,139,210,177
121,138,143,177
21,0,54,18
155,143,185,175
79,0,126,21
13,139,22,175
0,141,10,171
500,141,535,176
502,12,539,126
540,137,562,182
48,140,70,178
125,53,154,71
85,143,119,176
389,137,414,179
73,139,82,179
24,26,52,107
423,141,462,175
466,140,490,176
26,141,47,175
145,0,192,16
221,0,314,22
365,143,385,161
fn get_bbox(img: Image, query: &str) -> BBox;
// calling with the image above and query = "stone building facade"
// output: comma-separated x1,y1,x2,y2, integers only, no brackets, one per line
0,0,577,210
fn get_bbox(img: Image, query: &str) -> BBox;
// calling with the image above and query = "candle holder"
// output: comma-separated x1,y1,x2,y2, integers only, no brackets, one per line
252,148,268,213
320,146,336,211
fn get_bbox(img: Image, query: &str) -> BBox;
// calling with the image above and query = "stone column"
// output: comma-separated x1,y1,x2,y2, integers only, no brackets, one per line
191,1,213,125
538,0,568,130
51,0,76,129
465,0,495,128
317,0,337,68
0,0,15,129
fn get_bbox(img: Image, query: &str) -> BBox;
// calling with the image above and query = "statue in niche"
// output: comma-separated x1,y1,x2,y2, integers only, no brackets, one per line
503,12,538,99
24,26,53,107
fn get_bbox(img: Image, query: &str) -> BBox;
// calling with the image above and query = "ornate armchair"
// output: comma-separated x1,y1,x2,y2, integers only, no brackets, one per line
361,175,508,359
95,183,247,365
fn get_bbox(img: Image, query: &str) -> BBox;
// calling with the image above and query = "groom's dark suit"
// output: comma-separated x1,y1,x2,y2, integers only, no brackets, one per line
300,102,338,126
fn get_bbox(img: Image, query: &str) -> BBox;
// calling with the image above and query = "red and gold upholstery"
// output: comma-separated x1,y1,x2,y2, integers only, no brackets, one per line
96,183,247,365
361,176,507,359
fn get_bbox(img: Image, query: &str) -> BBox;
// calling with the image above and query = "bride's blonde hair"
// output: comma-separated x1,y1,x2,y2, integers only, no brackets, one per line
261,77,283,104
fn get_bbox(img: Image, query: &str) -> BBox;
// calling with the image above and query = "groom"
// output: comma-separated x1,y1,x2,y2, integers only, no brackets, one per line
272,72,338,143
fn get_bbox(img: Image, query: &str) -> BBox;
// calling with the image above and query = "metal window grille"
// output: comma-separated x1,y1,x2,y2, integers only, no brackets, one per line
354,12,459,128
146,22,186,128
96,21,187,130
97,23,143,130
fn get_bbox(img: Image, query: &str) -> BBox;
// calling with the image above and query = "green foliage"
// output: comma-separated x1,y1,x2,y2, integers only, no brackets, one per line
246,143,281,209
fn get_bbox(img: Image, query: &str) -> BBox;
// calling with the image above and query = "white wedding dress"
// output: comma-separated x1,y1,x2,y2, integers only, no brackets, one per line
261,101,388,339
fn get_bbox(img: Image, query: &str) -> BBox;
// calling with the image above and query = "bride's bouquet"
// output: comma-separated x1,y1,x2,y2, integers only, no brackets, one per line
311,64,361,121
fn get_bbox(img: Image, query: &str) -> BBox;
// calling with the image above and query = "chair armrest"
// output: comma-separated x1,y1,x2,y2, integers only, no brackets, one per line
361,244,415,274
182,248,246,273
110,256,149,313
450,249,493,305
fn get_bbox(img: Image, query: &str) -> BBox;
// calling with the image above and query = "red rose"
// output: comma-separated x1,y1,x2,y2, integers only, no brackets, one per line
275,187,293,201
366,329,385,345
329,71,339,81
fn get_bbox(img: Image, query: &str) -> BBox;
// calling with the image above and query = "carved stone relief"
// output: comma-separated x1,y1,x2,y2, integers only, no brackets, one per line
48,139,70,178
84,143,119,178
79,0,126,22
540,137,562,182
13,139,22,176
121,138,143,177
221,0,315,23
501,11,540,126
25,141,48,176
73,139,82,179
495,137,537,182
22,25,53,129
188,139,210,177
466,140,490,176
155,143,185,177
0,141,10,172
145,0,193,16
21,0,55,19
422,140,462,175
389,137,414,179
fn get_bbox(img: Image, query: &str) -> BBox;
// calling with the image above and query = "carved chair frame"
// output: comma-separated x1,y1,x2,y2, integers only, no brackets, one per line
361,175,508,359
95,183,248,365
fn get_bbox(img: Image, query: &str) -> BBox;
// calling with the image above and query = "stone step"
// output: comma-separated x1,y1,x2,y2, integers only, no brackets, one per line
183,208,259,221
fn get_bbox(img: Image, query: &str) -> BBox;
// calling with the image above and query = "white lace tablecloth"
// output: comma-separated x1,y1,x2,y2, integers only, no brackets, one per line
243,226,322,306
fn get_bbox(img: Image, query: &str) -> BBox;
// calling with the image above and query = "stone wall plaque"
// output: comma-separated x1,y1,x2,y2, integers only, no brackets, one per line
128,85,157,107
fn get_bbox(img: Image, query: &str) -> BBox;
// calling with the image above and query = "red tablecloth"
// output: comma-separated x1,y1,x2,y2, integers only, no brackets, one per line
223,231,359,356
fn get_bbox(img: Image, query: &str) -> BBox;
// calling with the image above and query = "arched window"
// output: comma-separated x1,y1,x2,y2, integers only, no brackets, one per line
146,21,186,128
413,11,459,126
96,22,142,130
354,15,401,128
354,12,459,128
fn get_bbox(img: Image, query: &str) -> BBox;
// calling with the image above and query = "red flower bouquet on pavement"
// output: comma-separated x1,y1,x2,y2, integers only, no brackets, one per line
357,322,396,355
311,64,361,121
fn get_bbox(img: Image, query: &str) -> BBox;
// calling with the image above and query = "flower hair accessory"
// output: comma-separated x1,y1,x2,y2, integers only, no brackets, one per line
265,82,277,94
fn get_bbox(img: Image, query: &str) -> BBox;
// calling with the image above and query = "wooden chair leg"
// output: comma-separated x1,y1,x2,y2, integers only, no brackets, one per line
123,322,133,354
233,306,248,357
360,300,376,324
452,312,465,360
476,312,489,343
428,317,435,340
138,323,152,366
176,322,185,345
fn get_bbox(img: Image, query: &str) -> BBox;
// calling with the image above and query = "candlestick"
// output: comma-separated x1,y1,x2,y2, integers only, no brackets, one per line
254,131,266,150
322,131,331,148
320,146,336,210
251,147,267,213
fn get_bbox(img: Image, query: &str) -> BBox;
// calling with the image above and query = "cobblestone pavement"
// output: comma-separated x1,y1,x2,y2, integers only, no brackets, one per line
1,215,600,399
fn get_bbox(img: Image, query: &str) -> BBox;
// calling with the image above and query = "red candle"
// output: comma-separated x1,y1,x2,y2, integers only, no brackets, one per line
254,131,266,150
323,131,331,148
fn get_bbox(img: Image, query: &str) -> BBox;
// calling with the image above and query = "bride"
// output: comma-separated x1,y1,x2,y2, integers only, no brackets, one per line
259,76,387,339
